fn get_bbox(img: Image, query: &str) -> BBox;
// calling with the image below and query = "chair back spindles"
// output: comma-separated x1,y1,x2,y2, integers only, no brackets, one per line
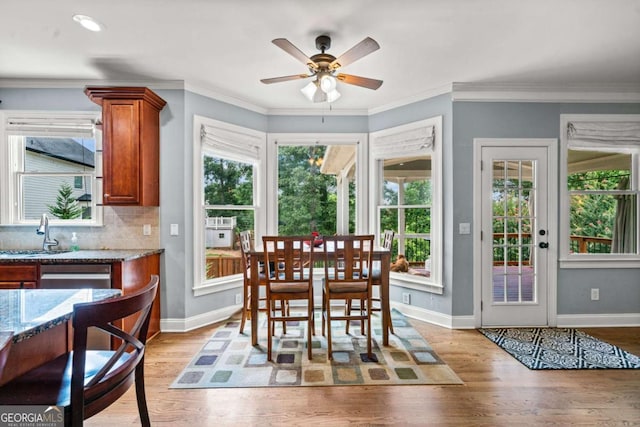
262,235,316,361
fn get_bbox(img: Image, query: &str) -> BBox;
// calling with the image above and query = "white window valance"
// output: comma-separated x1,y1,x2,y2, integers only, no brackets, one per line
371,126,435,159
201,123,261,162
6,115,96,137
567,121,640,149
370,125,434,159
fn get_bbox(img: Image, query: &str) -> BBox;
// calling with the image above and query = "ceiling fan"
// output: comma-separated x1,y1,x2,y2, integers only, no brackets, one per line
260,35,383,103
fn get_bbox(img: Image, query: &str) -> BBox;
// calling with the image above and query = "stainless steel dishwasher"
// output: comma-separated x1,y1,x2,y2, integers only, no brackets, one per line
39,264,112,349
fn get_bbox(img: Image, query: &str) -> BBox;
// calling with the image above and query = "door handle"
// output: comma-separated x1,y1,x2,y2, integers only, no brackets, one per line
539,242,549,249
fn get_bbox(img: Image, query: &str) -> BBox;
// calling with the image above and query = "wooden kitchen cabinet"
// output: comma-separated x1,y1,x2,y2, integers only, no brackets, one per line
0,264,37,289
84,86,167,206
111,253,162,339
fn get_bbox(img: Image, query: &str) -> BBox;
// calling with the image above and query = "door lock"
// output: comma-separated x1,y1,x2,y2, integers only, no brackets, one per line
539,242,549,249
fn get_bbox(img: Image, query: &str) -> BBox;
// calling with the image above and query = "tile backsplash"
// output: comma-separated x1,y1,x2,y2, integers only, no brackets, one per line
0,207,160,250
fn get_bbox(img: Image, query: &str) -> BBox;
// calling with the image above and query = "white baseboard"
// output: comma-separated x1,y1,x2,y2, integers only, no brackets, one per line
159,305,640,333
390,302,476,329
160,304,241,332
556,313,640,328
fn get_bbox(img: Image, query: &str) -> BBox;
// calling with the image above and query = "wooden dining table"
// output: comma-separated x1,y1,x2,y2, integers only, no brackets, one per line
248,244,392,346
0,288,121,386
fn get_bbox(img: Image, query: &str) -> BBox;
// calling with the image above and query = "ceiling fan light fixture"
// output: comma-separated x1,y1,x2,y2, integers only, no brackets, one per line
326,89,341,103
319,74,337,93
301,81,318,102
72,14,104,32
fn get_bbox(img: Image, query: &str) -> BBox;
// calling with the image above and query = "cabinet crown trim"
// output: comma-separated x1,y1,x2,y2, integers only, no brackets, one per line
84,86,167,111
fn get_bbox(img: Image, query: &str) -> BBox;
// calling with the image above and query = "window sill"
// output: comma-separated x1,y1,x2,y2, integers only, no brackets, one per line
193,274,243,297
390,272,444,294
560,257,640,269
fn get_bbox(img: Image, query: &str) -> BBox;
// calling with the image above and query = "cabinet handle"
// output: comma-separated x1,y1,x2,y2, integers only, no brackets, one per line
104,193,110,198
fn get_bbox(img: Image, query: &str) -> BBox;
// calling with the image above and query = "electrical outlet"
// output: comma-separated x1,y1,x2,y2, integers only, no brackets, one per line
590,288,600,301
235,293,242,305
142,224,151,236
402,292,411,305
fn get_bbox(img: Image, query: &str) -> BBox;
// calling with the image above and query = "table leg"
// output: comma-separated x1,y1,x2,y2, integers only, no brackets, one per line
250,255,259,346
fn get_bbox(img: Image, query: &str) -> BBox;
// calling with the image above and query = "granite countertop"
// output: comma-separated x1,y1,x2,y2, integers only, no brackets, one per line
0,288,121,343
0,249,163,264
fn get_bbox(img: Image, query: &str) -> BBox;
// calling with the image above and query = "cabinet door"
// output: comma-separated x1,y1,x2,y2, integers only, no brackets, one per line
0,282,36,289
0,264,38,289
102,99,141,205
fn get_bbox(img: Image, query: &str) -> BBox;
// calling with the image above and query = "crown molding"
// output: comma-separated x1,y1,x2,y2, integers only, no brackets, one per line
452,82,640,103
0,78,185,90
183,81,269,115
368,83,453,115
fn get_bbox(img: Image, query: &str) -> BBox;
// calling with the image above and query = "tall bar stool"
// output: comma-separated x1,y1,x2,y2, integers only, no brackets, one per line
0,276,159,426
346,230,395,335
322,234,375,360
262,235,316,361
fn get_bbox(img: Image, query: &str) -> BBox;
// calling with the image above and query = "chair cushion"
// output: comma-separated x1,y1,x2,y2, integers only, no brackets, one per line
270,282,310,293
0,350,131,406
326,281,368,293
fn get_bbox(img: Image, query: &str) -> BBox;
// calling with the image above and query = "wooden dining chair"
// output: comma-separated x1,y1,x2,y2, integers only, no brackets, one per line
262,235,315,361
238,230,259,334
322,234,375,360
0,275,159,427
346,230,395,335
371,229,395,334
238,230,287,335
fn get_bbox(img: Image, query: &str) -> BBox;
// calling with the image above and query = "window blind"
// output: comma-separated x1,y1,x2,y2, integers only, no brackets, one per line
6,116,96,137
567,121,640,149
370,125,434,159
201,123,261,162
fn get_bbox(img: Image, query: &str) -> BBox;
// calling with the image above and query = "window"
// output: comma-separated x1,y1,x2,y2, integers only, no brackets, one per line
370,117,443,293
560,115,640,266
277,144,355,236
0,112,102,225
267,134,367,237
193,116,265,294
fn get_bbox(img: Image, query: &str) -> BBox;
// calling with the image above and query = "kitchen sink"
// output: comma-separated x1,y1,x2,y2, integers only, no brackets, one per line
0,249,70,258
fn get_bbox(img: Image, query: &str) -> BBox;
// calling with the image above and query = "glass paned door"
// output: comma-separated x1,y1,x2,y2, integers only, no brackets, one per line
481,146,550,326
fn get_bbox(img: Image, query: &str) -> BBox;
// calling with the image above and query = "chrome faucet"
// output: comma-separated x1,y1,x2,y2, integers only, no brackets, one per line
36,213,59,251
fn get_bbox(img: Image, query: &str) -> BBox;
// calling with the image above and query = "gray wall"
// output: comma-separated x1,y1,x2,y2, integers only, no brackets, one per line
370,93,455,315
3,85,638,324
452,101,640,316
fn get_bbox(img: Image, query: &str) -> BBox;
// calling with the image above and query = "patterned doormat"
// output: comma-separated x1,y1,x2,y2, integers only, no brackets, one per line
479,327,640,370
171,310,462,388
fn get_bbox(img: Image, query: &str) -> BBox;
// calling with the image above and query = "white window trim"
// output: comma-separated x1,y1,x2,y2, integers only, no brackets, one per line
559,114,640,268
0,110,103,226
265,132,369,239
369,116,443,293
192,115,266,295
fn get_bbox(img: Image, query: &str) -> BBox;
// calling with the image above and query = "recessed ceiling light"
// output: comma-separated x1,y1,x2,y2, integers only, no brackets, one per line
72,14,104,32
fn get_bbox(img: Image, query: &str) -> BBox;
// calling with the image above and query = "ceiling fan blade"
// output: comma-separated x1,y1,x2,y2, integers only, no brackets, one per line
330,37,380,70
260,74,313,84
336,73,383,90
272,38,319,70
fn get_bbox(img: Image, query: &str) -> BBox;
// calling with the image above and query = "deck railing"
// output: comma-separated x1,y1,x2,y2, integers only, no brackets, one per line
206,255,243,279
492,233,612,265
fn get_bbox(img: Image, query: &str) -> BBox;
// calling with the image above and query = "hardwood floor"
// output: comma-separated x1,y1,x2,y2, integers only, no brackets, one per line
86,317,640,426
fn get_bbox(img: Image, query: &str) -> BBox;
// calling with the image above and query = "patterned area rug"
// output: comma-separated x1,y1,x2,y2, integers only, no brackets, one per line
479,327,640,370
171,310,462,388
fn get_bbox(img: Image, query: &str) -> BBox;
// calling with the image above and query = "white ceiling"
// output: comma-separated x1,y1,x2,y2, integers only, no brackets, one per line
1,0,639,114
